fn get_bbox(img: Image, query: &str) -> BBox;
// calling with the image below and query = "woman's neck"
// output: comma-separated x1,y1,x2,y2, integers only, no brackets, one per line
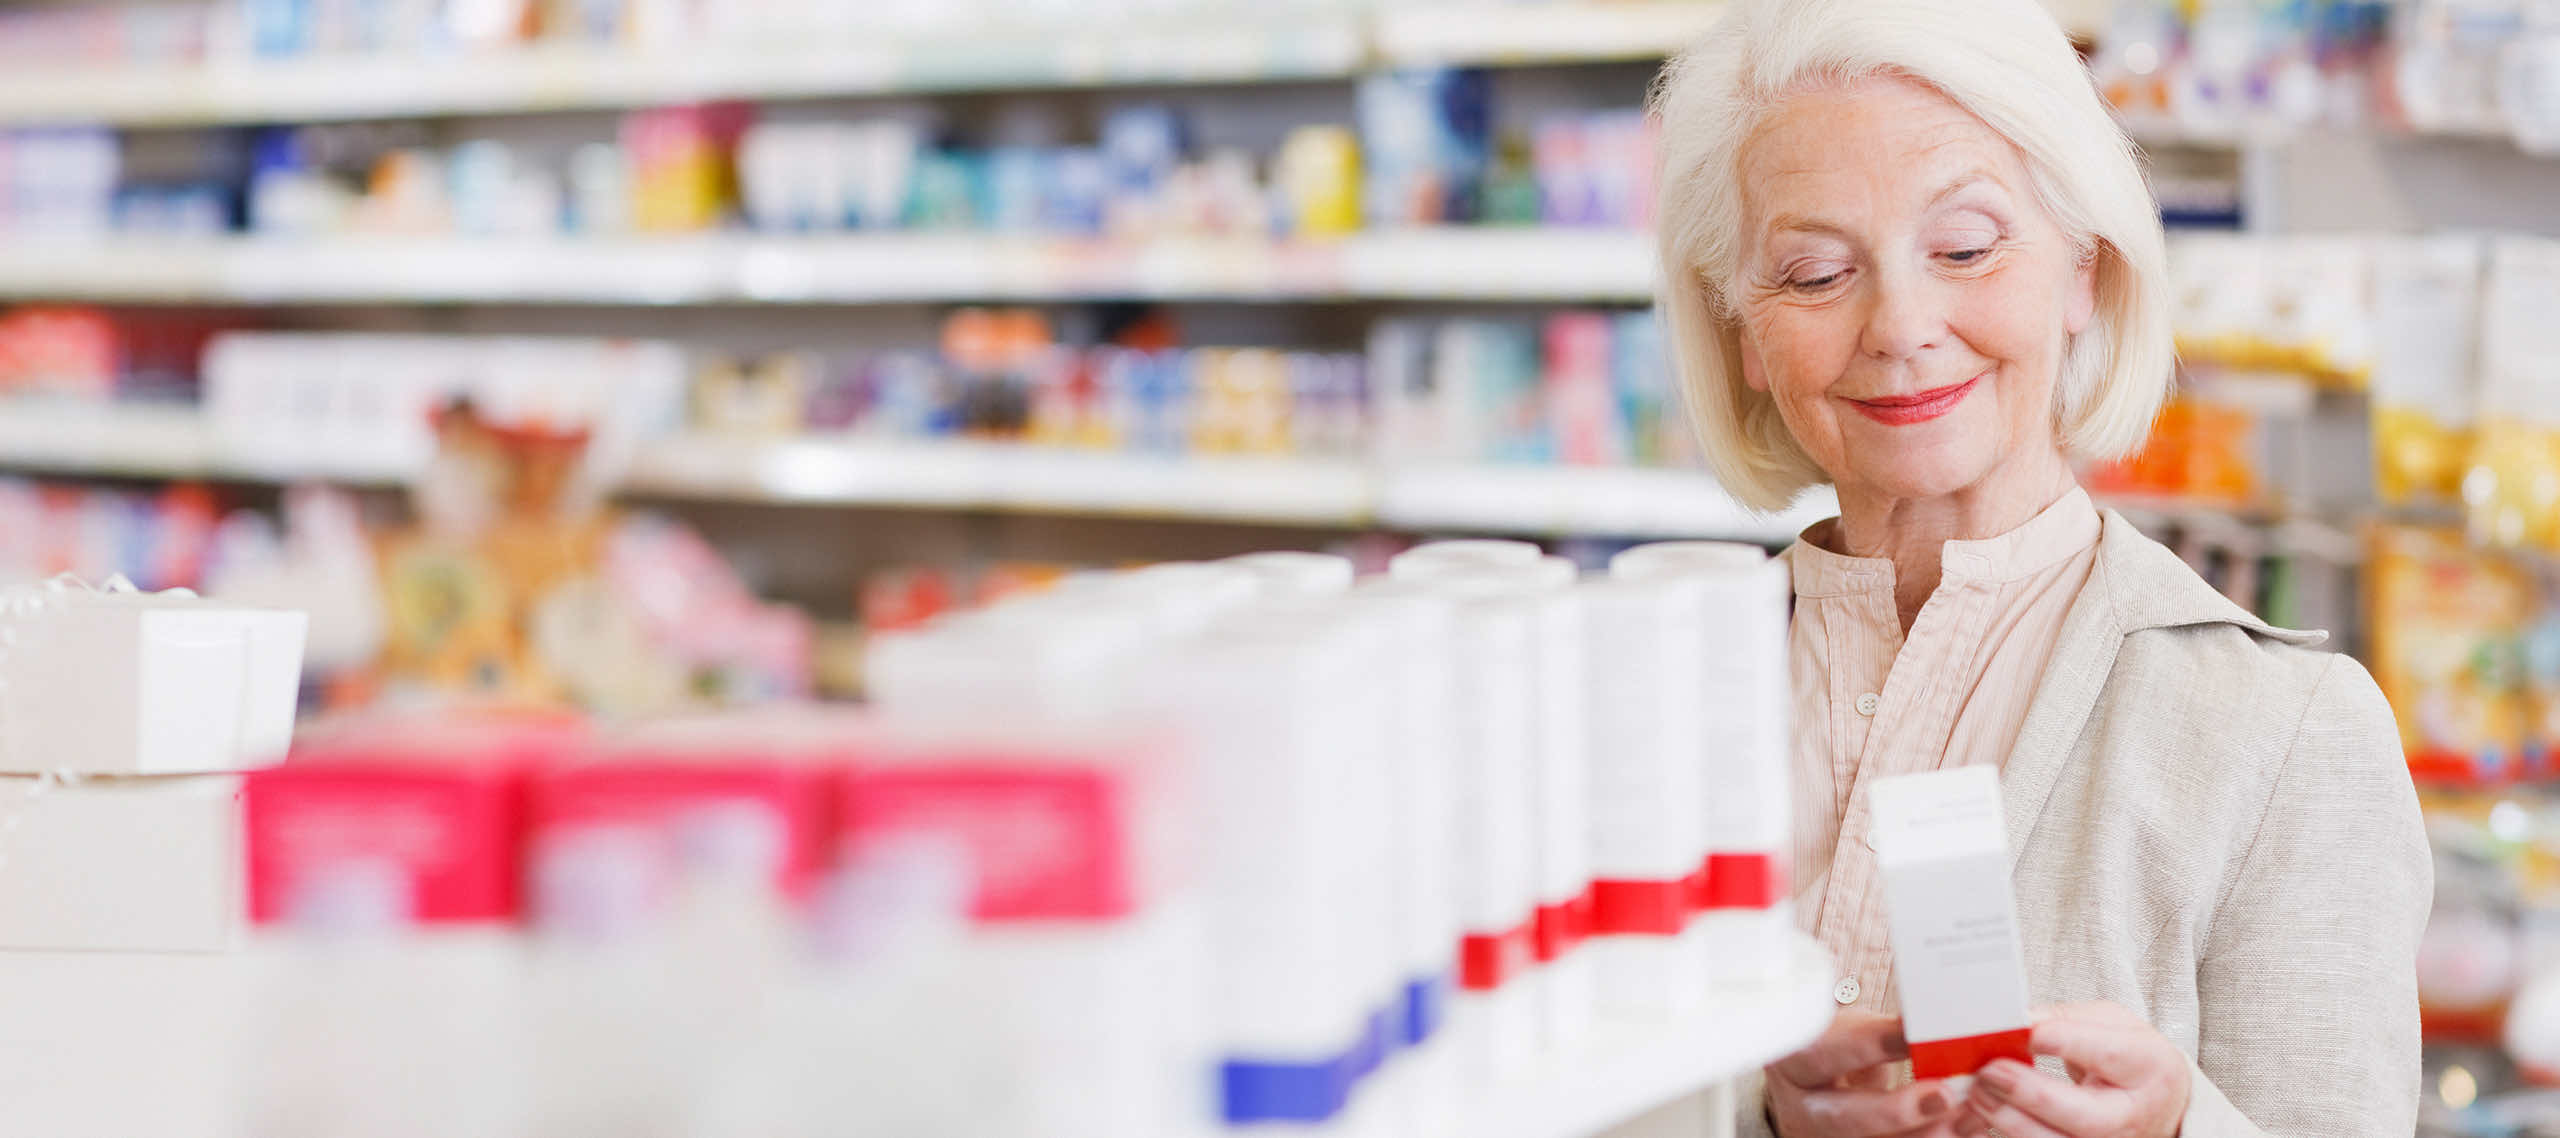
1829,449,2079,631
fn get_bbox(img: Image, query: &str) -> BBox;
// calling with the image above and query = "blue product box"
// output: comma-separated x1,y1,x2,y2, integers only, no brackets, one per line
1356,68,1491,226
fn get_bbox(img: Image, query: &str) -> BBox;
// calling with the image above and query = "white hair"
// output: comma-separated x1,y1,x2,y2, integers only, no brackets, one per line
1650,0,2173,511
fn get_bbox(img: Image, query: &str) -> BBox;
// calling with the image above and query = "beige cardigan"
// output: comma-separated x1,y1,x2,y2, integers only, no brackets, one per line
1739,509,2432,1137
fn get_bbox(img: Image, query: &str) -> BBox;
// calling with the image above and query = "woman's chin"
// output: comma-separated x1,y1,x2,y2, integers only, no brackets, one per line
1837,441,2003,504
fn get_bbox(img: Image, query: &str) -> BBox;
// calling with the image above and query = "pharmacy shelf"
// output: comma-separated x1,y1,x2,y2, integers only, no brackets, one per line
1373,0,1722,66
0,407,1822,540
0,403,412,485
0,0,2127,128
0,230,1660,306
632,437,1831,540
623,436,1381,527
0,3,1718,128
628,435,1830,541
1382,461,1833,540
1448,933,1836,1138
0,12,1370,128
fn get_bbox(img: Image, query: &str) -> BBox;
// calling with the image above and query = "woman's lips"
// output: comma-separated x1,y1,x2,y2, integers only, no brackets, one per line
1849,376,1982,426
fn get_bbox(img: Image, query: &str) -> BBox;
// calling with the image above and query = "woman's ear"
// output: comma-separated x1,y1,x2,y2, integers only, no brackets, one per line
2064,245,2102,337
1737,323,1772,394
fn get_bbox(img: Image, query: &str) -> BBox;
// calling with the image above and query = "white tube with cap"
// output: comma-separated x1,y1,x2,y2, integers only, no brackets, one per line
1687,556,1794,986
1606,541,1769,582
1155,608,1394,1131
1415,570,1542,1083
1573,576,1713,1018
1341,581,1462,1133
1387,540,1543,584
864,604,1147,723
1223,552,1356,599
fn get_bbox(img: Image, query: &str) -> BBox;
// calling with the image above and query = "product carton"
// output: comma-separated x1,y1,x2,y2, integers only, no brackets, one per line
1870,765,2034,1078
0,773,241,952
0,592,305,774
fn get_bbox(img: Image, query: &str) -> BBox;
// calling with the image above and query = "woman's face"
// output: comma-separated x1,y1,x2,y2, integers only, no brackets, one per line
1733,76,2098,506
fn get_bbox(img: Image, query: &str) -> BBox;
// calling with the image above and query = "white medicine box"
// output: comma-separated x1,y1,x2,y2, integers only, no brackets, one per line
0,593,305,775
1870,764,2035,1079
0,773,243,953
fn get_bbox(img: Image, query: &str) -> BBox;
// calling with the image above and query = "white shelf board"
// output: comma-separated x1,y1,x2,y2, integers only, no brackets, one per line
0,1,2126,129
0,231,1659,306
0,403,416,486
1344,227,1657,302
1444,932,1835,1138
0,14,1367,128
1380,461,1832,542
0,403,218,479
0,408,1820,540
629,437,1822,538
622,436,1379,526
1374,0,1722,66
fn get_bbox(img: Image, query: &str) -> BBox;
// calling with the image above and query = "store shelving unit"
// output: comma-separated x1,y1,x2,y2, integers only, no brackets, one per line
0,403,1829,540
1449,933,1835,1138
0,930,1833,1138
0,10,1372,128
0,0,2123,130
0,2,1717,129
625,435,1379,526
0,229,1659,307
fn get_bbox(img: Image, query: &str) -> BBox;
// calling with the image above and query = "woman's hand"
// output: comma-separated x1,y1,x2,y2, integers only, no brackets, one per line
1767,1011,1964,1137
1954,1003,2191,1138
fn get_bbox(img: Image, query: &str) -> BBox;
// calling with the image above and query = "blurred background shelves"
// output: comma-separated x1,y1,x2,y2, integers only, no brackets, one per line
0,0,2125,131
0,2,1723,129
1371,0,1727,67
0,230,1658,306
0,399,1823,540
623,436,1382,527
0,11,1374,128
1379,460,1830,542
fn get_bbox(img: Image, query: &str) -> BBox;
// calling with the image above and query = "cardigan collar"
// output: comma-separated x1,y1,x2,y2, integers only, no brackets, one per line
1996,508,2326,866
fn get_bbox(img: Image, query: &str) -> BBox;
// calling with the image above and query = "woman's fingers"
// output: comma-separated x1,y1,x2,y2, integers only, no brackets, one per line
1951,1096,2071,1138
1770,1012,1911,1087
1962,1058,2118,1134
2029,1016,2158,1086
1797,1080,1964,1135
2034,1001,2146,1031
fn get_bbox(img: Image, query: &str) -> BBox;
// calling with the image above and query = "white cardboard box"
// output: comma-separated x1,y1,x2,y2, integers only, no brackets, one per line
0,949,243,1138
1871,766,2034,1079
0,773,243,953
0,598,305,775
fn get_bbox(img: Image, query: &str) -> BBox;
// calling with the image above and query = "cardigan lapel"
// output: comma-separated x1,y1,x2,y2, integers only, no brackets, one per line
1999,527,2127,869
1997,510,2327,867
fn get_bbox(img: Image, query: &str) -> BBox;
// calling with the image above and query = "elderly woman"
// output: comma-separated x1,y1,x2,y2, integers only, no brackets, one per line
1649,1,2431,1136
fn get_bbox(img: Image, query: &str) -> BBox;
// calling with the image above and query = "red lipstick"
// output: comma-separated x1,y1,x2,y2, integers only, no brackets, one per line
1850,376,1981,426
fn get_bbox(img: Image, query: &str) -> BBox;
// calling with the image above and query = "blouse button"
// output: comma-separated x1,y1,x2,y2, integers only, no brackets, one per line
1854,692,1881,716
1834,975,1862,1005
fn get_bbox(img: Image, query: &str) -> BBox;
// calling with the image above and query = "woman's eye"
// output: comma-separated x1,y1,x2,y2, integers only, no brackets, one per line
1790,271,1846,292
1942,247,1992,265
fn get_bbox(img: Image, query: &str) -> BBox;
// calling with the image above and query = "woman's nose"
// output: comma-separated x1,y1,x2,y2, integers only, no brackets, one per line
1858,270,1947,362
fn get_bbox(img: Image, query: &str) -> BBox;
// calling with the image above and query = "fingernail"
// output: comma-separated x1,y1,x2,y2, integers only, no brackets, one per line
1919,1092,1948,1117
1979,1062,2021,1094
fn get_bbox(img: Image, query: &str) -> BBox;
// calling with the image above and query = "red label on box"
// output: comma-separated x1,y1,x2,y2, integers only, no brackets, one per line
1532,888,1594,961
244,764,525,925
1704,852,1785,910
842,766,1135,923
1590,878,1689,936
529,763,834,898
1909,1027,2035,1079
1459,918,1537,992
